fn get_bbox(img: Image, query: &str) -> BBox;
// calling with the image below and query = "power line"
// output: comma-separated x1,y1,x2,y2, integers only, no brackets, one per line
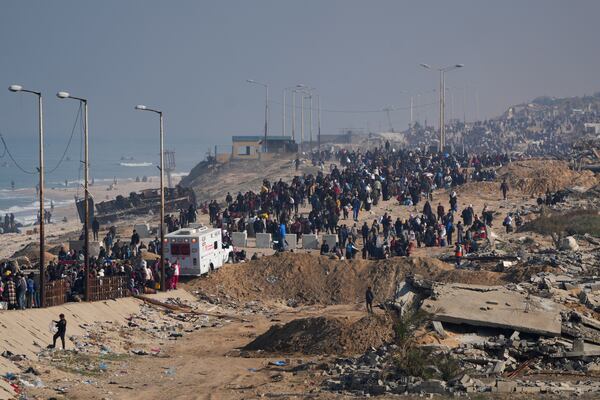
47,103,82,174
269,99,439,114
0,131,37,174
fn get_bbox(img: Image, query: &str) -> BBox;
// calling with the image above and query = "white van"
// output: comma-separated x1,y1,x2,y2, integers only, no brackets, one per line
164,226,227,276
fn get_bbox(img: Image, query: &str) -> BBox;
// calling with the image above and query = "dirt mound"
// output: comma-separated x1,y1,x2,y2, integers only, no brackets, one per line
244,314,394,355
188,253,508,306
10,243,56,264
498,160,598,196
456,181,500,196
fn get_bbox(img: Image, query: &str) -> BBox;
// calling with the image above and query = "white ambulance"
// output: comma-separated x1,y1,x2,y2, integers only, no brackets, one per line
164,226,228,276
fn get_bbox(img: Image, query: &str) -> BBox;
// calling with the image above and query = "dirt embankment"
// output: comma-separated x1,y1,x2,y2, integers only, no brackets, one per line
498,160,598,196
244,314,394,355
180,157,318,204
188,253,509,306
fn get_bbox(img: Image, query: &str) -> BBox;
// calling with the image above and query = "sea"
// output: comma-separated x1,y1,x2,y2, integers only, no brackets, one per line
0,134,214,225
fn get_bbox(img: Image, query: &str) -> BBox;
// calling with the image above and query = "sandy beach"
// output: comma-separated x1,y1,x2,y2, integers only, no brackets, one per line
0,175,181,260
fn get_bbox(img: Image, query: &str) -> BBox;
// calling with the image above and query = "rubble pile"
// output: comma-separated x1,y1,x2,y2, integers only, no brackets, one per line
497,160,598,196
322,342,600,396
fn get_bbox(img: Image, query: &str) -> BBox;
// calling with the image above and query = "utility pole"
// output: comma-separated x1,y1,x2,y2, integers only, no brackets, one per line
246,80,269,152
300,94,304,153
159,112,165,291
135,105,166,291
309,95,313,151
282,88,286,137
317,94,321,156
57,91,90,301
8,85,46,306
264,85,269,152
83,100,90,301
420,63,464,152
291,90,296,142
37,93,45,307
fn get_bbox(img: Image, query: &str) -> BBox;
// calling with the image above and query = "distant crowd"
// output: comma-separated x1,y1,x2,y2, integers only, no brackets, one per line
207,143,518,263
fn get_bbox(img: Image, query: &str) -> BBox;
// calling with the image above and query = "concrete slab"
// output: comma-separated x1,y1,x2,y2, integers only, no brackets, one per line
422,283,563,337
69,240,101,258
133,223,151,238
322,234,338,248
285,233,297,249
231,231,248,247
302,234,319,249
256,233,272,249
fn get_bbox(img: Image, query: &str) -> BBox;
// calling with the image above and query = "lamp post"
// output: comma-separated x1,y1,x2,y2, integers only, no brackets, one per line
9,85,46,307
296,87,314,153
247,79,268,153
316,94,321,156
57,91,90,301
283,85,305,141
135,105,166,292
420,63,464,151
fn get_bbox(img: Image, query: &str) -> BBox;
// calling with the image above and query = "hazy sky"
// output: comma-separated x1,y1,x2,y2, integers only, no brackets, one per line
2,0,600,154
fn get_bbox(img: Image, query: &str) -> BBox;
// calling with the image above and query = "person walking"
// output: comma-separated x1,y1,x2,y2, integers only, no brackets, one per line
172,260,180,290
454,242,463,267
500,179,509,200
92,218,100,241
5,277,17,310
26,273,36,308
50,314,67,349
17,274,27,310
365,286,374,314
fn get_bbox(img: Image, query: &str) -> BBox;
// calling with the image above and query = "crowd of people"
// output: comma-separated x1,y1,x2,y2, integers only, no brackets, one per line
1,213,18,234
207,144,517,264
406,94,600,159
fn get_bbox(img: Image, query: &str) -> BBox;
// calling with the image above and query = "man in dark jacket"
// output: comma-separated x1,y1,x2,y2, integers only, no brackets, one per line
365,286,374,314
51,314,67,349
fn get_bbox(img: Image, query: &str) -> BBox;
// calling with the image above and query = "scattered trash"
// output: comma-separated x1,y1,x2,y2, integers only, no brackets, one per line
270,360,287,367
164,367,176,376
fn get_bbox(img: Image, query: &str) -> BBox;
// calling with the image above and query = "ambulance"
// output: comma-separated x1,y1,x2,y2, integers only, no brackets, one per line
164,225,228,276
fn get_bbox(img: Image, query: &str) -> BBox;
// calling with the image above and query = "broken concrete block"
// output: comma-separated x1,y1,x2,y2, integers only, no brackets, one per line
559,236,579,251
421,284,563,336
284,233,297,249
322,234,338,249
495,380,517,393
414,379,447,394
133,223,151,238
231,231,247,247
302,234,319,249
255,233,272,248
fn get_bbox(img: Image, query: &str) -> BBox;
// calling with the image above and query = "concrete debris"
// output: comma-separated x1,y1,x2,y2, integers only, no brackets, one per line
422,283,563,336
322,337,600,396
559,236,580,251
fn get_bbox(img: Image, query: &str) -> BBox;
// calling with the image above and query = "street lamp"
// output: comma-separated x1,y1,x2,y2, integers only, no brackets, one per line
135,104,166,292
56,90,90,301
8,84,46,307
296,87,315,153
420,63,464,151
247,79,269,153
283,84,305,141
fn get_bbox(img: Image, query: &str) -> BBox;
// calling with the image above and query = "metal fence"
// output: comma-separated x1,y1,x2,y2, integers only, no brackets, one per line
44,279,69,307
88,276,131,302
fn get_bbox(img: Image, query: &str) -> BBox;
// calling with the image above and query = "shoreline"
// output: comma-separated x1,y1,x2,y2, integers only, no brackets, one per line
0,175,182,259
